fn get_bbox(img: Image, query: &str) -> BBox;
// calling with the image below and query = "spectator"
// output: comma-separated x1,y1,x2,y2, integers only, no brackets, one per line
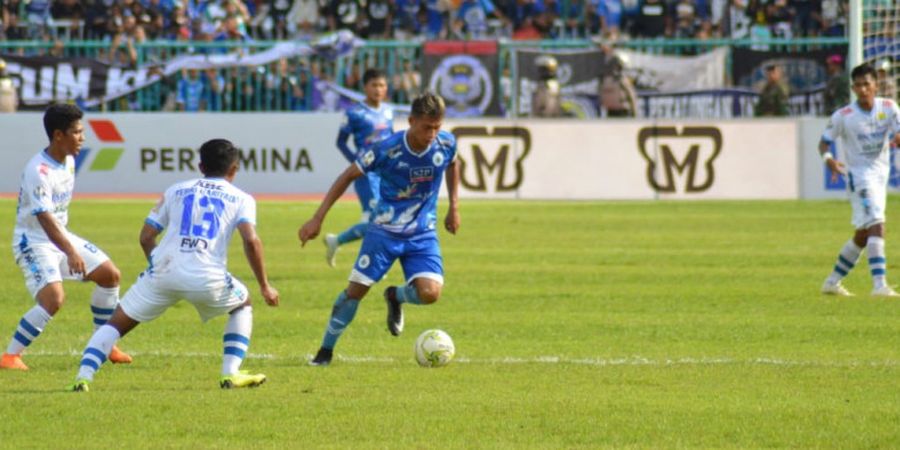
790,0,820,36
823,54,849,113
755,64,790,116
342,59,362,89
23,0,53,39
82,0,109,39
561,0,586,38
393,58,421,103
454,0,506,39
177,68,207,111
766,0,792,38
364,0,393,39
259,0,292,39
204,68,226,111
327,0,364,34
596,0,623,38
422,0,451,39
819,0,846,36
0,57,18,113
633,0,668,38
673,0,698,37
50,0,84,39
109,9,145,66
393,0,421,38
721,0,750,38
287,0,320,38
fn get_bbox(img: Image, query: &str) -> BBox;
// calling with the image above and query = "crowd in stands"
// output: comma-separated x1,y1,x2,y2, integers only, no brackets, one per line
0,0,856,44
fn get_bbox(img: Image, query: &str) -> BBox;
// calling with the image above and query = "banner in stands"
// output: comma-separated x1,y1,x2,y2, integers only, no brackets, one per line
731,45,848,92
0,31,361,109
621,47,728,92
422,41,502,118
640,88,826,118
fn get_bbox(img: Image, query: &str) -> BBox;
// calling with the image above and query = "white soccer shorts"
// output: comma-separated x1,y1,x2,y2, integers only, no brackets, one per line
13,233,111,298
850,183,887,229
120,272,249,323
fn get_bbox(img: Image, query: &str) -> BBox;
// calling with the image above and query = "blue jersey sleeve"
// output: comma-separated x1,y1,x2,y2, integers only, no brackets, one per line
337,110,357,162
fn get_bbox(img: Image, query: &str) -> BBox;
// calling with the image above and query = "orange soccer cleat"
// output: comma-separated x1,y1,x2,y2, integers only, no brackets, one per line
108,345,133,364
0,353,29,371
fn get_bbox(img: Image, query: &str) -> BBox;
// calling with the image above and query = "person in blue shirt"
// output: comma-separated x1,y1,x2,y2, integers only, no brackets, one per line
299,92,461,366
323,68,394,267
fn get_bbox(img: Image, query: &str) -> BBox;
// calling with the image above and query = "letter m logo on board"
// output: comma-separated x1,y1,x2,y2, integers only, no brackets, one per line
452,126,530,194
637,126,722,193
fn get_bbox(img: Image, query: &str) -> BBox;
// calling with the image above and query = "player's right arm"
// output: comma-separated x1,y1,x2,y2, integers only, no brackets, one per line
238,222,279,307
36,212,85,276
820,109,846,182
298,164,364,246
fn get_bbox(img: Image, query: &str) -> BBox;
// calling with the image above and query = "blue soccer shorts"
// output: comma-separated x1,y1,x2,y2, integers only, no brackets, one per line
348,229,443,287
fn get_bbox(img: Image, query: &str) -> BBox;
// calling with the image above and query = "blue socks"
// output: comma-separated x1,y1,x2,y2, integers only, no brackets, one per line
337,222,368,245
321,291,360,350
395,285,423,305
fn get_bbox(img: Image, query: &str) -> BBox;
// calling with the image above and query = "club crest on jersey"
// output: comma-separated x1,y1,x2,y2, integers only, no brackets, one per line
432,152,445,166
358,254,371,269
410,167,434,182
387,147,403,159
361,150,376,167
33,185,46,200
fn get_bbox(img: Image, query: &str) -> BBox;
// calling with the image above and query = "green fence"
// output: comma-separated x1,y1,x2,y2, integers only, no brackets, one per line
0,37,848,112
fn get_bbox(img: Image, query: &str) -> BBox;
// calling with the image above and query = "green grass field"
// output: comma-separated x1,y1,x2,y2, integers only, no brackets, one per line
1,197,899,448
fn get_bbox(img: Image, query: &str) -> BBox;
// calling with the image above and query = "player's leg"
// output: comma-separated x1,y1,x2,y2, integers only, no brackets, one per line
311,231,396,365
74,234,132,363
384,234,445,336
207,276,266,388
859,186,898,296
68,306,141,392
823,185,870,296
2,244,66,370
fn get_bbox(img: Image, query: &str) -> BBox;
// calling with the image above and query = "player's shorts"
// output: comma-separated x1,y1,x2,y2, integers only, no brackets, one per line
349,229,443,287
120,271,249,323
13,232,111,298
353,172,381,219
849,180,887,229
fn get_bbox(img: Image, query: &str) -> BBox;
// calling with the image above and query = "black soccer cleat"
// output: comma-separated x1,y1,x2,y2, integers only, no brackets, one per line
309,347,333,366
384,287,404,337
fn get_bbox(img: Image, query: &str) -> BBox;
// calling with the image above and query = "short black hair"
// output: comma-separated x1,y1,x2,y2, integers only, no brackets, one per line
363,68,386,85
199,138,239,177
410,92,445,118
43,103,83,140
851,63,877,82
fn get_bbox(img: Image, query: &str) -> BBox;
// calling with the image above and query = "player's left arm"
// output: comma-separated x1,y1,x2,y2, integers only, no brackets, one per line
444,157,460,234
139,223,160,261
298,164,364,246
238,222,279,307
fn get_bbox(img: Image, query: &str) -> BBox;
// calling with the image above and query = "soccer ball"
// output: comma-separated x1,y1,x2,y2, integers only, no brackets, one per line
414,329,455,368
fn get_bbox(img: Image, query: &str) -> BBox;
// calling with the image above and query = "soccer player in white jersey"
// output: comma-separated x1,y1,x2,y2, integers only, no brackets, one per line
67,139,280,391
1,104,132,371
298,92,460,366
820,63,900,297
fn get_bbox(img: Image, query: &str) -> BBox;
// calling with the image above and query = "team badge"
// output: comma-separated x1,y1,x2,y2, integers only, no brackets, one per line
361,150,375,167
358,254,371,269
432,152,445,166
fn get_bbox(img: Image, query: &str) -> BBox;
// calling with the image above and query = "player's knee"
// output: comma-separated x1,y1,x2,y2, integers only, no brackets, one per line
417,285,442,304
106,265,121,286
39,295,64,315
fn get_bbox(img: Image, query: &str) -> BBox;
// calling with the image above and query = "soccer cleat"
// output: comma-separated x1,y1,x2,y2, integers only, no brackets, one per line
66,379,90,392
219,370,267,389
108,345,133,364
821,281,854,296
324,233,339,268
384,287,404,336
871,286,900,297
309,347,333,366
0,353,28,371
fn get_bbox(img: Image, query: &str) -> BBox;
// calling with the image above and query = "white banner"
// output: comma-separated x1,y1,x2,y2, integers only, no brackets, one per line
622,47,729,92
1,114,803,199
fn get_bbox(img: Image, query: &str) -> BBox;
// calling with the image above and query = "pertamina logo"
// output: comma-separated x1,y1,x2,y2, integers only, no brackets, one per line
76,119,126,173
637,126,722,193
453,126,530,193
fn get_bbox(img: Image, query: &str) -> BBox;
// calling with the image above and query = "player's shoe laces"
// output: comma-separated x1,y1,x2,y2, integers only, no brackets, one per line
66,379,89,392
309,347,333,366
384,287,404,336
871,286,900,297
0,353,28,371
219,370,267,389
324,233,339,268
821,280,854,296
108,345,133,364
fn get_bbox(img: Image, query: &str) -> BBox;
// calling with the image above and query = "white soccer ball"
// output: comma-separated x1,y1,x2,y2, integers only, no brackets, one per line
414,329,455,368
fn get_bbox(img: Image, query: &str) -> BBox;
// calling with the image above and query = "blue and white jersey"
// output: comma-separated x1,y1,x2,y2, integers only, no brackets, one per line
355,129,457,237
822,98,900,185
12,150,75,247
144,177,256,281
337,101,394,162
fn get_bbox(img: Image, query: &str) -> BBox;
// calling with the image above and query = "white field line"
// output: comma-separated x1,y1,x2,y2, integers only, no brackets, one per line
22,350,900,368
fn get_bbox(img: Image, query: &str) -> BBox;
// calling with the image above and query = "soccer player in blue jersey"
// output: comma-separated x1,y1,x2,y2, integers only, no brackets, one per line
299,92,460,366
66,139,280,391
1,104,132,371
323,68,395,268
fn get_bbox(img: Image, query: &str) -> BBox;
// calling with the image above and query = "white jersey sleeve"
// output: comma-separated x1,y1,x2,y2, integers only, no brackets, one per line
146,192,171,231
21,159,56,217
821,108,845,144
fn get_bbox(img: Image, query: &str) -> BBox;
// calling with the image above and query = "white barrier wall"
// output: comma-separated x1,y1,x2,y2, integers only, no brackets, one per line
0,113,815,199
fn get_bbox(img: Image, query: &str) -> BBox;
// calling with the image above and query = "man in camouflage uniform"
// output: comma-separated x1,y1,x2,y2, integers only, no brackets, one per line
824,54,849,114
755,64,790,117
